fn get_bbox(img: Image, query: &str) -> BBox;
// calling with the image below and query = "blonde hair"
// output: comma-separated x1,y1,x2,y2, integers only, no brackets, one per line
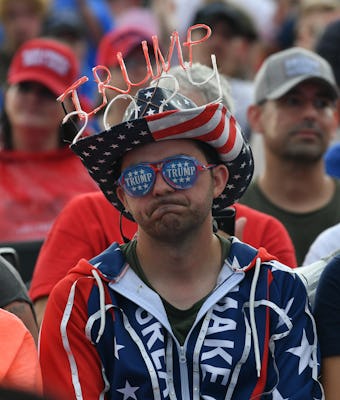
0,0,50,21
299,0,339,15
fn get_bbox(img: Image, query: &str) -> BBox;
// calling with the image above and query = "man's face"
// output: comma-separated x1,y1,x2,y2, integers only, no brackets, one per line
252,81,338,163
191,20,251,78
5,81,64,151
116,139,228,243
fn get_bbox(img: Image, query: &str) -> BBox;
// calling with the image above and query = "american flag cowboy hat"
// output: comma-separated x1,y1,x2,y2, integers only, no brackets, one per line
71,86,254,219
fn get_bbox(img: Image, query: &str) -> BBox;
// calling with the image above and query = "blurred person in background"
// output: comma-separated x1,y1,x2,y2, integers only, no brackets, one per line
0,38,97,281
314,17,340,178
0,308,42,395
42,10,96,102
94,25,155,129
149,0,177,50
0,248,39,344
106,0,151,23
303,222,340,264
105,0,148,17
50,0,113,51
0,0,50,108
241,46,340,265
313,252,340,400
303,18,340,264
294,0,340,50
189,1,260,140
272,0,300,51
190,1,260,81
227,0,277,50
45,0,114,134
250,0,340,177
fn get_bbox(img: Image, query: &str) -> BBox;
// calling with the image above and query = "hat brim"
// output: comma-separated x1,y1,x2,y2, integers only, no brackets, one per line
8,71,64,97
265,75,338,101
71,103,253,219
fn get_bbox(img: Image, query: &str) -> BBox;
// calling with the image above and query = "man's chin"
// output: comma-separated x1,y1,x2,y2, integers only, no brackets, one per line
145,217,182,240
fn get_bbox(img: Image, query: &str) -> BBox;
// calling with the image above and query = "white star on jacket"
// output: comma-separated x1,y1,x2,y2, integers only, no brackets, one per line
114,337,124,359
117,380,139,400
276,297,294,329
286,329,315,374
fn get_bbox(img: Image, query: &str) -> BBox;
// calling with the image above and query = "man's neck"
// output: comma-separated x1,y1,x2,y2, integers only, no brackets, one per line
135,228,223,309
259,158,335,213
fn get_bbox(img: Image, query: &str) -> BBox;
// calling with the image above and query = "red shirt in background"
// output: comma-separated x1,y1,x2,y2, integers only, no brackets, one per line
0,148,98,242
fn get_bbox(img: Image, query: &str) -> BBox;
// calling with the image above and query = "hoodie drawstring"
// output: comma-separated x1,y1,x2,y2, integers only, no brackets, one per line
249,257,262,377
91,269,107,343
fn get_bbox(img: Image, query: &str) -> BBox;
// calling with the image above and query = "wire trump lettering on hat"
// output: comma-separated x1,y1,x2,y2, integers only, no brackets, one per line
57,24,224,140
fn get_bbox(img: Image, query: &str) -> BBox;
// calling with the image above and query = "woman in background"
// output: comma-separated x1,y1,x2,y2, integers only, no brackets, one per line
0,37,97,243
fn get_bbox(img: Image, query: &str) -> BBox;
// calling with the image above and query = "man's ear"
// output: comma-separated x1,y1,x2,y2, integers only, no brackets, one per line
116,186,130,213
247,104,264,134
213,164,229,198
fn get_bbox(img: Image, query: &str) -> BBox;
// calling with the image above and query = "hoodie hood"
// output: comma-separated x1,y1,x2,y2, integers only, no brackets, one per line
227,237,278,272
69,238,278,281
67,242,129,282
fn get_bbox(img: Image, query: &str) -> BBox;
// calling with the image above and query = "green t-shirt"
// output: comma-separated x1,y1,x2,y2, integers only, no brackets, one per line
240,178,340,265
120,236,231,345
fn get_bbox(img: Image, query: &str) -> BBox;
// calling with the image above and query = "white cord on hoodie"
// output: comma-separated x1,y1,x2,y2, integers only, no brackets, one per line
60,279,84,400
91,269,107,343
249,257,262,377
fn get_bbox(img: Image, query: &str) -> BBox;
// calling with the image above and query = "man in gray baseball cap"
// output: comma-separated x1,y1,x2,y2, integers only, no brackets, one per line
254,46,338,104
241,46,340,265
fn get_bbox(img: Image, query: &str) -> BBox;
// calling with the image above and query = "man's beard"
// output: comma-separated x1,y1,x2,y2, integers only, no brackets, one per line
140,199,213,244
280,140,326,164
275,121,328,164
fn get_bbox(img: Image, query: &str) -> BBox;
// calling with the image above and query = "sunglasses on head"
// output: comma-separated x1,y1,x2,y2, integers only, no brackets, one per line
118,155,216,197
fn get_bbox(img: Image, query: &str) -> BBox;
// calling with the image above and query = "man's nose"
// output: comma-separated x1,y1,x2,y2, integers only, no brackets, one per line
151,171,175,196
300,99,320,118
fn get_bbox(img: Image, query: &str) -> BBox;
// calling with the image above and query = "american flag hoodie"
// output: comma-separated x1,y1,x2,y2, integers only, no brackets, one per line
39,238,323,400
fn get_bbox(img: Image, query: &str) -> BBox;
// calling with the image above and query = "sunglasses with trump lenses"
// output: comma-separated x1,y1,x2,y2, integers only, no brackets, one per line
118,155,216,197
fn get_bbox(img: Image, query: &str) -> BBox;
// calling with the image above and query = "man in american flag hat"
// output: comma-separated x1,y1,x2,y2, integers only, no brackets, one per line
39,66,323,399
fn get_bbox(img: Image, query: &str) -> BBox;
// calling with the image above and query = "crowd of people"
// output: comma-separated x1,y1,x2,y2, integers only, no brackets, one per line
0,0,340,399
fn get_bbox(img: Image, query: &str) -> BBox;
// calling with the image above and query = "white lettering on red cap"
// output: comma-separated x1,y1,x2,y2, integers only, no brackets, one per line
22,48,70,76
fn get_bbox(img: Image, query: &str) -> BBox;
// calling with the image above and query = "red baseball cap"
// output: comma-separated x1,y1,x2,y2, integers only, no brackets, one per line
7,37,79,96
96,26,154,68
